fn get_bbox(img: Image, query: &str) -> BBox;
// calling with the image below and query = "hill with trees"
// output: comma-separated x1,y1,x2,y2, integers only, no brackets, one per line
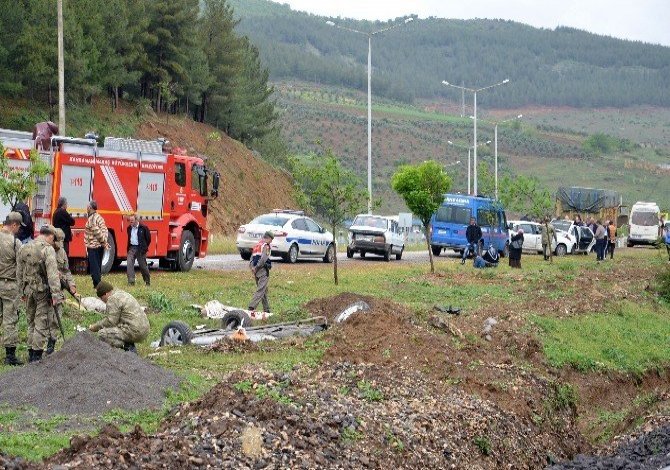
229,0,670,108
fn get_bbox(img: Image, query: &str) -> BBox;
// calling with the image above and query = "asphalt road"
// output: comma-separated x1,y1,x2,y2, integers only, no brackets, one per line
193,249,462,271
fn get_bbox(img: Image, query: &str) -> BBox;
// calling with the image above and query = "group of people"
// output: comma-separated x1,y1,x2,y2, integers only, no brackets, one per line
572,215,617,262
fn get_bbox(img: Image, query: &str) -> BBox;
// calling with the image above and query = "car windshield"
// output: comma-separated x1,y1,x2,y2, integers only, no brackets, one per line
353,216,387,229
551,220,572,232
251,215,290,227
631,211,659,227
435,205,471,225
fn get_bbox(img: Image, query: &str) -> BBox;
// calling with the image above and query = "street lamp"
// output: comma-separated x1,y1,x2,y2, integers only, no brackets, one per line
442,79,509,196
448,140,490,195
327,17,414,213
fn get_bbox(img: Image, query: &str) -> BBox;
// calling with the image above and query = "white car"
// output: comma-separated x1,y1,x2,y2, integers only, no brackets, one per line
347,214,405,261
508,220,594,256
236,210,335,263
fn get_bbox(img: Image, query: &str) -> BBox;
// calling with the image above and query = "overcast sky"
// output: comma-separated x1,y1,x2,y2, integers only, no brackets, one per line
270,0,670,47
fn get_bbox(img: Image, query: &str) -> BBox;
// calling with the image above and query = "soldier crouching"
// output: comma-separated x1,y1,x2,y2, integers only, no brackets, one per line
88,281,149,353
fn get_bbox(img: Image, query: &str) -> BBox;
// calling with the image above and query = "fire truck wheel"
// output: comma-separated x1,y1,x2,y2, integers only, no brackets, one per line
101,233,117,274
177,230,196,272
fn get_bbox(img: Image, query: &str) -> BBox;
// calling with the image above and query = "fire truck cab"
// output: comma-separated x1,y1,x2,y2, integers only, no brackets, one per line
0,125,219,273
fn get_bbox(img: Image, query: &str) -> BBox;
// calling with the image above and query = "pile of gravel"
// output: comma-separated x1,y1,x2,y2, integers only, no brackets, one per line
0,332,180,416
548,424,670,469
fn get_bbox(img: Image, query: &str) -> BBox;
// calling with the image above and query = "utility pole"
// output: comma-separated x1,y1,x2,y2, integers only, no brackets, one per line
461,83,465,118
57,0,65,134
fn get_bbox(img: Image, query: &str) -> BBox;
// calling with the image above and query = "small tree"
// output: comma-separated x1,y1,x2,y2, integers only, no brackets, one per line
0,143,51,209
292,151,367,285
392,161,452,273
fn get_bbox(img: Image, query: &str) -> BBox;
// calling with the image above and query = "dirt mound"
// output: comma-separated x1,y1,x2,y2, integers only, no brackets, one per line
49,363,575,469
304,292,378,322
0,332,180,416
548,423,670,469
136,118,298,235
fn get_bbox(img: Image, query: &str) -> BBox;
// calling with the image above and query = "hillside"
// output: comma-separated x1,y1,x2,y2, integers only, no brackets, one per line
0,98,298,234
229,0,670,107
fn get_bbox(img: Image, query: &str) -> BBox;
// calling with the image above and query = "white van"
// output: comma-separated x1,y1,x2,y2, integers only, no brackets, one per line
628,202,660,246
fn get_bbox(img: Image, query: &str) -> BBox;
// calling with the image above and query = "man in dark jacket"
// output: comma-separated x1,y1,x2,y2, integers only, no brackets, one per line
52,197,75,254
462,217,483,265
12,201,34,244
126,214,151,286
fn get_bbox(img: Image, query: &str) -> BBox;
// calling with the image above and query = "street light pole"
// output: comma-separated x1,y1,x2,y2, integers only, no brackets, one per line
473,91,477,195
494,123,498,200
57,0,65,134
327,18,414,214
467,147,471,195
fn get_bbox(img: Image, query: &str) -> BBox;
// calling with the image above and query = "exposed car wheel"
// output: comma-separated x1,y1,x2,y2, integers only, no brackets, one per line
555,244,567,257
287,243,299,264
431,245,442,257
383,247,391,262
346,247,354,259
360,251,366,258
396,248,403,261
323,244,335,263
240,250,251,261
100,233,116,274
176,230,196,272
160,321,193,346
501,243,509,258
221,310,252,330
627,241,633,248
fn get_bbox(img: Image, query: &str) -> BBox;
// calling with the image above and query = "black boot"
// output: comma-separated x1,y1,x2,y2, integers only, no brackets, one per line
123,342,137,354
46,339,57,355
30,350,43,363
4,347,23,366
27,348,34,363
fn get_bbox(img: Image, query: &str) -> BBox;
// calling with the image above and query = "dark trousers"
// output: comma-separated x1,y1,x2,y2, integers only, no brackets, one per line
63,240,70,256
595,239,606,261
87,246,105,287
127,246,150,285
608,241,615,259
666,243,670,261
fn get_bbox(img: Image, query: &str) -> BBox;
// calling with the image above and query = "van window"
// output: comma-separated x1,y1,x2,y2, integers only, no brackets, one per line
477,209,497,227
631,211,658,226
174,163,186,187
436,205,471,225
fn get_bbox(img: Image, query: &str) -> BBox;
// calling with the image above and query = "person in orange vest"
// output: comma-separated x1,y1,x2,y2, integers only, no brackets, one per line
248,231,274,313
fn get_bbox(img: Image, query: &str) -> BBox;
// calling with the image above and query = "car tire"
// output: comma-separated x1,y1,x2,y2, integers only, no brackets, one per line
240,250,251,261
160,321,193,346
346,247,354,259
221,310,252,330
431,245,442,257
176,230,196,272
555,244,567,257
287,244,299,264
100,233,116,274
360,251,366,258
383,247,391,262
501,243,509,258
396,248,403,261
323,244,335,263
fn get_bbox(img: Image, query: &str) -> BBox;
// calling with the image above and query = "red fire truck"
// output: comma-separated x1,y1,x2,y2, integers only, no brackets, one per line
0,125,219,273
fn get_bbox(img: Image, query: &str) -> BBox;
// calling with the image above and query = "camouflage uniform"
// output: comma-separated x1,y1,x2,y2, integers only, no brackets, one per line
18,235,63,351
90,289,149,348
0,228,22,348
46,230,76,346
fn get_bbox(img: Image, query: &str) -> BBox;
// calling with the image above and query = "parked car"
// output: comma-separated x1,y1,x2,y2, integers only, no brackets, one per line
236,210,335,263
549,220,596,255
509,220,584,256
430,194,509,258
347,214,405,261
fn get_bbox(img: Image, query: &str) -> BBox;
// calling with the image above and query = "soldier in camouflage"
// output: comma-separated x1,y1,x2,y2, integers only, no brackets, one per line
44,228,78,354
0,212,27,366
88,281,149,353
17,225,64,362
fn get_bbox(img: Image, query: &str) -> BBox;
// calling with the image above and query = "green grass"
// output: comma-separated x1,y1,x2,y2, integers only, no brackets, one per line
208,235,239,255
534,303,670,373
0,432,71,461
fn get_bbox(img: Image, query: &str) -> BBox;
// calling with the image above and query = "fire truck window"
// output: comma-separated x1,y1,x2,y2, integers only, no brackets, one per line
191,164,207,196
175,163,186,187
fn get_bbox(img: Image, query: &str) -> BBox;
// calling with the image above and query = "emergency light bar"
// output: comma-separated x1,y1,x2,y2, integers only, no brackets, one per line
272,209,305,215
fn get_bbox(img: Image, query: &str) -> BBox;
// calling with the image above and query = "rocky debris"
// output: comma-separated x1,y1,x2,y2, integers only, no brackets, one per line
0,453,36,470
209,337,260,353
548,424,670,469
482,317,498,341
0,332,180,416
48,363,573,469
305,292,377,322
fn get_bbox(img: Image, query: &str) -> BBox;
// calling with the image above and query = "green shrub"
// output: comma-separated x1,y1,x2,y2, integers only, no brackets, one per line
656,267,670,303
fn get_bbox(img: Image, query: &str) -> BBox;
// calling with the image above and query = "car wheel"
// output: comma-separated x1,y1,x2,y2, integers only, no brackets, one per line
287,243,299,264
221,310,252,330
360,251,366,258
240,250,251,261
555,244,567,257
383,247,391,262
501,243,509,258
323,244,335,263
431,245,442,257
346,247,354,259
160,321,193,346
396,248,403,261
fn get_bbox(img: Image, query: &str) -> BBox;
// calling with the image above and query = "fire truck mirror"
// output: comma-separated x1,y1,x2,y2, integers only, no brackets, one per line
211,171,220,198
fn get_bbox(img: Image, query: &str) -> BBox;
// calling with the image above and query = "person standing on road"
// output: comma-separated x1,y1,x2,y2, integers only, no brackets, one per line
17,225,63,363
52,197,75,255
12,201,34,244
462,217,483,265
84,201,108,288
607,220,617,260
126,214,151,286
509,228,524,269
594,220,607,262
248,231,273,313
88,281,149,353
540,218,557,262
0,212,26,366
